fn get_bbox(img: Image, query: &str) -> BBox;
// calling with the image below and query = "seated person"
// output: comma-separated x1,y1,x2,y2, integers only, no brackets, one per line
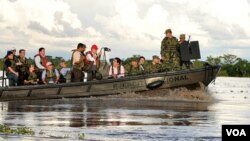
147,55,162,73
128,58,141,76
138,56,146,71
4,51,18,86
59,60,71,83
108,57,125,78
24,65,39,85
42,62,60,84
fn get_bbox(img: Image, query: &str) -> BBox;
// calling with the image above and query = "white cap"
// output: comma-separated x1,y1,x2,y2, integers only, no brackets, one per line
46,62,53,67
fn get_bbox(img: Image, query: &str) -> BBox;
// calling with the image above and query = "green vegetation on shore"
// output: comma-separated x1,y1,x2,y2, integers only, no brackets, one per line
1,54,249,77
0,124,35,135
205,54,250,77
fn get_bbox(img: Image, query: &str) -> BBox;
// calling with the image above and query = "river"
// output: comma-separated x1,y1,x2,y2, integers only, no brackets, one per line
0,77,250,141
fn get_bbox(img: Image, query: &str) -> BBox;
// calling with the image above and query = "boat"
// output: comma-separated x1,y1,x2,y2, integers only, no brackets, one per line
0,42,221,101
0,64,220,101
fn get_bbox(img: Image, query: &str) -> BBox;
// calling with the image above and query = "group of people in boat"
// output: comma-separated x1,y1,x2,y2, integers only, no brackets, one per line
2,28,191,86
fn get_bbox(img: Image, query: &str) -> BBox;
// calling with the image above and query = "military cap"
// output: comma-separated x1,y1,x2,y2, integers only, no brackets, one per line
180,34,185,39
131,57,138,62
165,29,172,34
152,55,160,59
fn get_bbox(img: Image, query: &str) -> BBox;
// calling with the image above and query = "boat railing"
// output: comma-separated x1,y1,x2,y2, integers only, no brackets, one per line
0,69,8,87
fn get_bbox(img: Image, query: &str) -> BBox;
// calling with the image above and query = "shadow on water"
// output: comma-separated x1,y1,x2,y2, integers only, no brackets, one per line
2,77,250,140
0,85,219,141
1,98,211,128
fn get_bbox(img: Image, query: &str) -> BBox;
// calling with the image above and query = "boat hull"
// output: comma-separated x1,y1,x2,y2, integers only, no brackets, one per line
0,65,220,101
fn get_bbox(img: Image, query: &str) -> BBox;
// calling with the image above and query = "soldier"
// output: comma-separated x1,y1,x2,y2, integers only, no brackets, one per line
179,34,191,69
128,58,141,76
17,49,29,85
148,55,162,73
161,29,180,70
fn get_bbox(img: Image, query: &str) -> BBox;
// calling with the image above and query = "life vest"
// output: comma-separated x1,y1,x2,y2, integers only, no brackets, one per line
5,59,16,74
45,69,57,83
71,50,85,71
85,51,96,65
34,54,47,70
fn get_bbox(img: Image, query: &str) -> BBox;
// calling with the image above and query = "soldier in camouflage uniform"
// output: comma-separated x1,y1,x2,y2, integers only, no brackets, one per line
148,55,162,73
24,65,39,85
161,29,180,70
128,58,141,76
17,49,29,85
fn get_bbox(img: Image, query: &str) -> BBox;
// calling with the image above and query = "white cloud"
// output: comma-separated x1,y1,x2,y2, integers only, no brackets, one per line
0,0,102,59
0,0,250,60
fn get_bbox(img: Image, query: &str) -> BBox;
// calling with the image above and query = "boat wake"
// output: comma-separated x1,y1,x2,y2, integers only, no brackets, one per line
97,83,213,102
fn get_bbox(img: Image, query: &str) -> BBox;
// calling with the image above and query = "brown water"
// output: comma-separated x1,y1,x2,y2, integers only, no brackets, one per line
0,77,250,141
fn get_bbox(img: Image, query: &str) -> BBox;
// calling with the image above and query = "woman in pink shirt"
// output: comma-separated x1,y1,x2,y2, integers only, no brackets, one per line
108,57,125,78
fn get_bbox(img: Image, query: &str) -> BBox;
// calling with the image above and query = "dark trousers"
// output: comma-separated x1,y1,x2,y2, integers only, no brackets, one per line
36,70,44,84
18,72,28,85
72,68,83,82
6,73,18,86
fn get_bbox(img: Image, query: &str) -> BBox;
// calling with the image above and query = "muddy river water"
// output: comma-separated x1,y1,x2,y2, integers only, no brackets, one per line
0,77,250,141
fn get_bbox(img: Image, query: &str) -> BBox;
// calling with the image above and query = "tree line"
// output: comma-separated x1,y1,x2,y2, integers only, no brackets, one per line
1,54,249,77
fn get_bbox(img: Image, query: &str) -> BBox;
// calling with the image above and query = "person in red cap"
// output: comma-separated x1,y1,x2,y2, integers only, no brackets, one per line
85,44,101,80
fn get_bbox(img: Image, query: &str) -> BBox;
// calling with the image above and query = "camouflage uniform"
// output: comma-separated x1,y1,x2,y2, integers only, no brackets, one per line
161,35,180,70
17,56,29,85
147,63,162,73
128,66,141,76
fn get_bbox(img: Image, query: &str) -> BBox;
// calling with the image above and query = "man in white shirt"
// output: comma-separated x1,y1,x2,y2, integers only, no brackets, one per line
34,47,47,82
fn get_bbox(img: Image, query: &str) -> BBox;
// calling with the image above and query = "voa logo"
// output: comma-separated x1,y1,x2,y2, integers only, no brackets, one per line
226,129,246,136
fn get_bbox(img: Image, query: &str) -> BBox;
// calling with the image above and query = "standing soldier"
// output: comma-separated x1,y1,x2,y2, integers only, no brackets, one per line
161,29,180,70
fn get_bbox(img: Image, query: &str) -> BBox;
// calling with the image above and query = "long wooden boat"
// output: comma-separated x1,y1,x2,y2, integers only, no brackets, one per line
0,65,220,101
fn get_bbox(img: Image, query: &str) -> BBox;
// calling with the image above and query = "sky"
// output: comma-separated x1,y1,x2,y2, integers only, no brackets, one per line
0,0,250,60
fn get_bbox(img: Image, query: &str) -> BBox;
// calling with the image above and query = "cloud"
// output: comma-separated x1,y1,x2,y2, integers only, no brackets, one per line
28,21,51,35
0,0,250,61
0,0,103,59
